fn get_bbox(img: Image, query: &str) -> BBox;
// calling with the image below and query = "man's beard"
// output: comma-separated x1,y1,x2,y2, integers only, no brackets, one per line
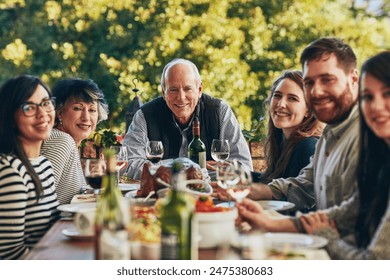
312,84,357,125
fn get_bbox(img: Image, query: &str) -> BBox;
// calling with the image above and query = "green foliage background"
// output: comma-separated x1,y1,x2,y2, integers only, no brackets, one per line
1,0,389,138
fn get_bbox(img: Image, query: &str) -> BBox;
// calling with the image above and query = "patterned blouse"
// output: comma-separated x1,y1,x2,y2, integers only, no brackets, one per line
0,155,59,259
41,128,87,205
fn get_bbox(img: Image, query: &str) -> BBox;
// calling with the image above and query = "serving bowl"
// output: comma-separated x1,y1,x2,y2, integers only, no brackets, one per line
195,208,238,249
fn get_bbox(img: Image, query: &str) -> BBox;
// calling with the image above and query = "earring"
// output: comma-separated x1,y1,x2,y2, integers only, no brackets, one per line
59,118,63,125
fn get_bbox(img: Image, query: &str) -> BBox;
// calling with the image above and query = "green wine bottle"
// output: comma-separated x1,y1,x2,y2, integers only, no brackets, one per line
188,117,206,168
95,150,130,260
159,160,196,260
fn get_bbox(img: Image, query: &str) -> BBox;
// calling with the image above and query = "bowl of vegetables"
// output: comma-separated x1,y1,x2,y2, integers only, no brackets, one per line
195,196,238,249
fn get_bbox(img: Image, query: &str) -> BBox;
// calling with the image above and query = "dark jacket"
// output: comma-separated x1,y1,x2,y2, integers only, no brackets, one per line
141,94,221,160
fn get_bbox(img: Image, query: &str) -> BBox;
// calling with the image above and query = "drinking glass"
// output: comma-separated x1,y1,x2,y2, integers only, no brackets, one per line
109,146,129,183
211,139,230,163
216,161,240,206
226,163,252,203
146,141,164,164
84,158,105,197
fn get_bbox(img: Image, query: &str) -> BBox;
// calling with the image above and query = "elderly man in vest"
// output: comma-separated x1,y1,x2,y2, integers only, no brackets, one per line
123,58,252,179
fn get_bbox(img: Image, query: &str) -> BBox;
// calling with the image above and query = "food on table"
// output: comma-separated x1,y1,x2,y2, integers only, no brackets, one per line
128,206,161,243
195,195,231,212
119,174,140,184
136,161,204,198
267,248,306,260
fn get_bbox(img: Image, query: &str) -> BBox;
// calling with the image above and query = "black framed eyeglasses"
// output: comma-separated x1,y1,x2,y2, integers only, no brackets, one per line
20,97,56,117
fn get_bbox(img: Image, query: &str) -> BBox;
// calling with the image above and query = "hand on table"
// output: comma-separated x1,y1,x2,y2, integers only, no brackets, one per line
300,211,339,237
206,160,218,171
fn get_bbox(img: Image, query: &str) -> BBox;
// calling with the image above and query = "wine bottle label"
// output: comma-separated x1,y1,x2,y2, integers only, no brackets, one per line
161,233,179,260
198,151,206,169
188,151,206,169
99,229,130,260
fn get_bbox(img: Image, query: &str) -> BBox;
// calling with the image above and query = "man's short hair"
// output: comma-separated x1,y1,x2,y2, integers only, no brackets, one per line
300,37,357,73
160,58,202,91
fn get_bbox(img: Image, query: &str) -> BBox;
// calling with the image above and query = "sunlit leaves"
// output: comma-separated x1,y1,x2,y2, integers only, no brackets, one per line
0,0,25,9
1,38,32,67
0,0,389,132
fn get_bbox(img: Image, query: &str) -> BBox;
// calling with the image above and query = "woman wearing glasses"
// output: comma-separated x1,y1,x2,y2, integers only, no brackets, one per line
41,78,109,205
0,75,59,260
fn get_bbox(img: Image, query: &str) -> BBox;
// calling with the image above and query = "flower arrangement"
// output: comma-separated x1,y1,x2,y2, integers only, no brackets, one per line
80,129,122,158
86,128,121,148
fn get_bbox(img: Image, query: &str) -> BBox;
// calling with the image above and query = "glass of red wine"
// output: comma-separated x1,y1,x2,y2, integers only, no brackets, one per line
84,158,105,197
146,141,164,164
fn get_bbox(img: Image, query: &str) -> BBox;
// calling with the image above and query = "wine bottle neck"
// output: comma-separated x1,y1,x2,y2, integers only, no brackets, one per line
106,155,116,174
192,121,200,138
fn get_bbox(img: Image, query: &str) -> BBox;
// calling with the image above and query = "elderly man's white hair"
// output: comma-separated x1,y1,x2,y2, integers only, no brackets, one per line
160,58,202,91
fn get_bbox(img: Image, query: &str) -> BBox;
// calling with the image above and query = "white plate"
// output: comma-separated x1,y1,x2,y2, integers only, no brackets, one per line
125,190,138,199
62,228,93,240
118,183,139,192
216,200,295,212
57,203,96,213
257,200,295,212
264,233,328,249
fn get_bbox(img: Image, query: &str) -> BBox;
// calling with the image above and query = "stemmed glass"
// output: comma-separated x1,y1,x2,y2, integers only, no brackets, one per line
211,139,230,180
84,158,105,197
226,163,252,203
215,160,240,206
146,141,164,164
211,139,230,163
109,145,129,184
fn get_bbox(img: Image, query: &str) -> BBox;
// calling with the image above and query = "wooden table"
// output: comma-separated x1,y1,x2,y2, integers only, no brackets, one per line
26,220,218,260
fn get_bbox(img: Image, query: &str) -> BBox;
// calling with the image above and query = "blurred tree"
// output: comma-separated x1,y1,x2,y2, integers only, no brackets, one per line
0,0,389,137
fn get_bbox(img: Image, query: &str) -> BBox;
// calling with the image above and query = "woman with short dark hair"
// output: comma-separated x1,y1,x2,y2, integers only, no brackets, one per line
41,78,109,205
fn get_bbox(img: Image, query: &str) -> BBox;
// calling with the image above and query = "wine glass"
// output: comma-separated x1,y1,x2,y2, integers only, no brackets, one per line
211,139,230,163
84,158,105,197
146,141,164,164
216,161,240,206
211,139,230,182
226,163,252,203
109,145,129,183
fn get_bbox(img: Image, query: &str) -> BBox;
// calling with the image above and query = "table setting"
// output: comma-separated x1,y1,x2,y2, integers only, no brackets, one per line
26,156,329,260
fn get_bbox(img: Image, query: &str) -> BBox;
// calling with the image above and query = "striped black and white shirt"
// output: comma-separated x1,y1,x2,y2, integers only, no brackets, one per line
41,129,87,205
0,155,59,260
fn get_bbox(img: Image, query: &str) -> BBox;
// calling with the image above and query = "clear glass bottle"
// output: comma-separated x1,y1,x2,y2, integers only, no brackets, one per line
94,150,130,260
159,160,196,260
188,117,206,168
